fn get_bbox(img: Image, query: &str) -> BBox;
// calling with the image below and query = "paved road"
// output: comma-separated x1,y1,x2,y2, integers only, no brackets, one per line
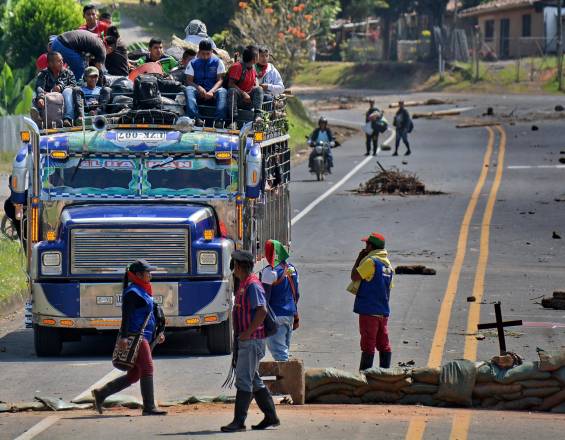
1,92,564,439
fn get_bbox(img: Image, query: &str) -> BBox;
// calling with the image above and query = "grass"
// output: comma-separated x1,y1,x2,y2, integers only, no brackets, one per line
0,237,27,304
286,96,314,152
0,152,13,174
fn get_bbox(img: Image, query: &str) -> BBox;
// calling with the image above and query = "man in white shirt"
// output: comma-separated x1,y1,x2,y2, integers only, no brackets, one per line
256,46,285,101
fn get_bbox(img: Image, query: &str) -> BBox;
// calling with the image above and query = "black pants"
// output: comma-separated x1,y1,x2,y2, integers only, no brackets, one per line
366,133,379,154
227,86,264,121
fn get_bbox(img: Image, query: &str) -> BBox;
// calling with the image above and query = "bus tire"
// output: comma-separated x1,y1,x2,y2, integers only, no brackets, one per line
34,325,62,357
206,318,233,355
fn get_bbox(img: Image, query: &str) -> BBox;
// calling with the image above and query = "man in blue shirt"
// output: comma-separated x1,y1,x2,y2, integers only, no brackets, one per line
261,240,299,362
184,39,227,128
72,66,111,124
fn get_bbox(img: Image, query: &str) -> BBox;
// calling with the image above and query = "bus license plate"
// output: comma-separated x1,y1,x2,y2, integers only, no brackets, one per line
116,131,166,142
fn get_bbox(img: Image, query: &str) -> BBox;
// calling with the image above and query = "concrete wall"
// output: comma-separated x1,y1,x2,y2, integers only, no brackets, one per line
478,7,545,58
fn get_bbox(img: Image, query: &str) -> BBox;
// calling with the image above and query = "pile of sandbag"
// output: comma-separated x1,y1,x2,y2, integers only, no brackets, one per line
305,349,565,413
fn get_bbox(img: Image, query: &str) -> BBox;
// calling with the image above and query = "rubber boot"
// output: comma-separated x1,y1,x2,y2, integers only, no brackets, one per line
359,352,374,371
92,375,131,414
379,351,392,368
221,390,254,432
140,376,167,416
251,387,280,430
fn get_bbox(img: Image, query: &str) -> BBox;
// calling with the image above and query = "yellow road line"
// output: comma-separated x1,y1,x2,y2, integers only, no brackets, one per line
450,413,472,440
405,416,427,440
463,125,507,361
427,127,496,368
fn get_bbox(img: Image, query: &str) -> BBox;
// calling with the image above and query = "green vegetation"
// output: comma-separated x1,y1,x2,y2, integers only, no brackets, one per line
0,237,27,304
0,151,13,173
286,96,314,152
0,63,33,116
119,2,181,42
1,0,83,69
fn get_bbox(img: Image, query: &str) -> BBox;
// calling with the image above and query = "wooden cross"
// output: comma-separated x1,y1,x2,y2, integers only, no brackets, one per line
477,302,523,354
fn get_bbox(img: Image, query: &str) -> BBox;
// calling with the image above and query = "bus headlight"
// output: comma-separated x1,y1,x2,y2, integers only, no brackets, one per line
41,251,62,275
197,251,218,274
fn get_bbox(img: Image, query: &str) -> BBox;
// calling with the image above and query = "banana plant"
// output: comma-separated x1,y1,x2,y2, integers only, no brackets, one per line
0,63,34,116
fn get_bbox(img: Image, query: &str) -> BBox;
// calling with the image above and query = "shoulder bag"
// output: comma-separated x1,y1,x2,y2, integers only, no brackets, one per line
112,311,151,371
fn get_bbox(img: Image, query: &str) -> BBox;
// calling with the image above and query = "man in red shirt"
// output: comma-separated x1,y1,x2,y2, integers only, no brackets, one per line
227,45,264,126
79,4,108,38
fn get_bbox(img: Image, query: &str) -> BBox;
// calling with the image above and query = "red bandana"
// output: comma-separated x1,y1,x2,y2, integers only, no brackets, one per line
256,63,268,80
127,271,153,296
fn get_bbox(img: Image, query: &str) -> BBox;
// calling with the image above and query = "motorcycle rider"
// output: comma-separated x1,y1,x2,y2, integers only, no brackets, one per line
308,116,335,174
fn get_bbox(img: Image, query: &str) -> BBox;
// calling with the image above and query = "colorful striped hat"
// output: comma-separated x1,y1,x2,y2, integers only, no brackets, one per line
362,232,385,249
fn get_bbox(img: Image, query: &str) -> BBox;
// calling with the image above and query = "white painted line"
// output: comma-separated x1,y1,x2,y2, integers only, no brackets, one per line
291,129,395,226
507,165,565,169
14,415,60,440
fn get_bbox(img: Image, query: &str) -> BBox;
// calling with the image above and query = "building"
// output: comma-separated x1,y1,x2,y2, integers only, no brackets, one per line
459,0,561,59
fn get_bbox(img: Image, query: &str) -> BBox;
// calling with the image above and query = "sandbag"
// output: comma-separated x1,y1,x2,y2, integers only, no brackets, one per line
354,378,412,396
479,362,551,384
401,383,439,395
522,387,561,398
305,368,367,390
35,396,91,411
411,367,441,385
494,397,542,411
552,367,565,384
551,403,565,413
314,394,359,404
436,359,477,406
500,392,522,401
363,367,410,383
539,389,565,410
472,383,522,399
307,383,357,401
397,394,438,406
537,348,565,372
518,379,561,388
481,397,499,408
360,390,402,404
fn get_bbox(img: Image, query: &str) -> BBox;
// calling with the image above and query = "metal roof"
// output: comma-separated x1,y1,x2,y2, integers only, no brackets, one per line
459,0,537,18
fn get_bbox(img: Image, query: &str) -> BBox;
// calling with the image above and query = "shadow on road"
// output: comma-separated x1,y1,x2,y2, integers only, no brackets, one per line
158,431,219,437
0,328,217,362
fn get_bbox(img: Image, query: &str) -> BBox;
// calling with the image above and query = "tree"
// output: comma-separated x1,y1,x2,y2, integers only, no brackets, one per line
229,0,341,83
0,63,33,116
2,0,83,69
373,0,413,60
161,0,237,36
414,0,450,28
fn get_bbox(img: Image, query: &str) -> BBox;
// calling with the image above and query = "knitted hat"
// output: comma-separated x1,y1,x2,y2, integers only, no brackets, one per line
362,232,385,249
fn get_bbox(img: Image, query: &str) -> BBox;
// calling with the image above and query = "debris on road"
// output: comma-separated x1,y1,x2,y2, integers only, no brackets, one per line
467,296,477,302
555,105,564,112
357,164,428,195
395,265,436,275
456,122,501,129
553,231,561,239
542,291,565,310
532,125,539,131
559,158,565,164
388,98,452,108
412,108,471,120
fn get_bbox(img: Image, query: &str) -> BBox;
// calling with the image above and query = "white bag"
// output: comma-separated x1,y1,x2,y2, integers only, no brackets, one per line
363,121,374,136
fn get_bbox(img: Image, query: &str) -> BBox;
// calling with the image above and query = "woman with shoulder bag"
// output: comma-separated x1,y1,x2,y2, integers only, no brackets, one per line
92,259,167,416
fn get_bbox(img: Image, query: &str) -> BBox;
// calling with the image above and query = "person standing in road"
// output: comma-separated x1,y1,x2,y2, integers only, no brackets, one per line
393,100,413,156
365,99,381,156
348,233,394,371
260,240,299,362
221,250,280,432
92,259,167,416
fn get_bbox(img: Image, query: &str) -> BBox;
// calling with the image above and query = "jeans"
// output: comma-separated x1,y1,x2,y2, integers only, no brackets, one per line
52,38,86,81
227,86,264,121
267,315,294,361
395,129,411,152
62,88,75,121
184,86,227,121
235,338,266,392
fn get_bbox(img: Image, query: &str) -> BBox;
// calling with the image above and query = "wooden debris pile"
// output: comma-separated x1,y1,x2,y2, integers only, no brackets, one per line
359,165,426,195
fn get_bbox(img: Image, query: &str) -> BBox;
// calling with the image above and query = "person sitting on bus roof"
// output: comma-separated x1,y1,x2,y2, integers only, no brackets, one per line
171,48,196,83
33,51,77,127
79,4,109,38
256,46,284,99
136,38,178,75
226,45,264,127
99,12,112,26
72,66,111,124
184,19,217,50
184,39,227,128
104,26,130,77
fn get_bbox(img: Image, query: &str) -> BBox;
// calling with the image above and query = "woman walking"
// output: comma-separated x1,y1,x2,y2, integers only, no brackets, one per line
92,259,167,416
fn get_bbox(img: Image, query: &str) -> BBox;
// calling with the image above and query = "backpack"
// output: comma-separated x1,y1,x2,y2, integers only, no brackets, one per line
222,63,248,89
111,77,134,95
40,92,65,128
133,74,161,110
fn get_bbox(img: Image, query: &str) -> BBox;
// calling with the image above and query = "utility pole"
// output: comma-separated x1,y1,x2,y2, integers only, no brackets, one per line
558,0,563,91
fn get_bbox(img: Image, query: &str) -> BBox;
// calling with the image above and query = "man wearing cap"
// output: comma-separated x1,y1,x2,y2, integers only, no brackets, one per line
91,259,167,416
72,66,112,124
221,250,280,432
348,233,394,370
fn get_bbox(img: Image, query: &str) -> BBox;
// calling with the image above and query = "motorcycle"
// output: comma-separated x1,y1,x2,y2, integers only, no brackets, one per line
308,140,334,181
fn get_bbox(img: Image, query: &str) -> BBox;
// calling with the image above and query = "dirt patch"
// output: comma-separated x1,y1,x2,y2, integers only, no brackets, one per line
356,166,443,196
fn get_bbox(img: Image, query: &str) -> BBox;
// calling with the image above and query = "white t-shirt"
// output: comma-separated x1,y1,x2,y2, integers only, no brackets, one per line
184,57,226,76
260,266,278,286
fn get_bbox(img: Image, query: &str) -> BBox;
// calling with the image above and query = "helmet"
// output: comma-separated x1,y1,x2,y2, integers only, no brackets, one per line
318,116,328,125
